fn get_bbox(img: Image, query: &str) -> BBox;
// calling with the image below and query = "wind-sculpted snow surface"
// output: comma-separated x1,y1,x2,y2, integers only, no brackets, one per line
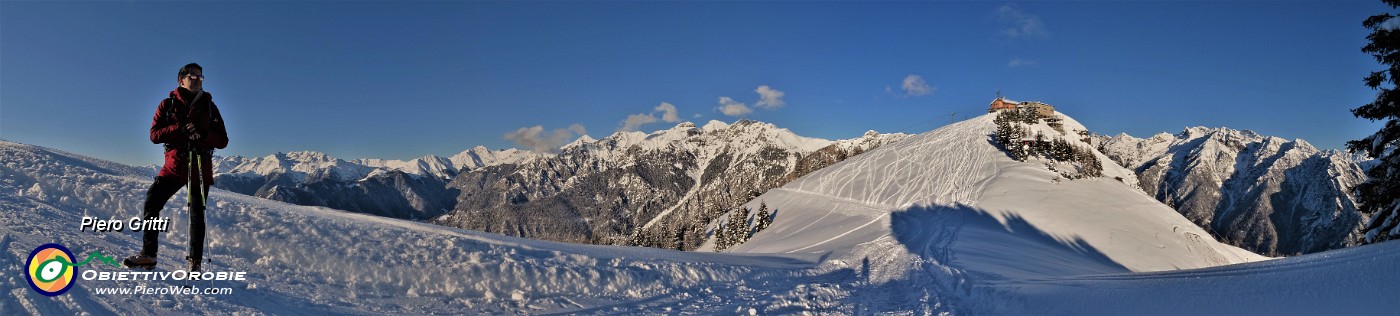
983,240,1400,315
785,116,1002,207
4,114,1399,315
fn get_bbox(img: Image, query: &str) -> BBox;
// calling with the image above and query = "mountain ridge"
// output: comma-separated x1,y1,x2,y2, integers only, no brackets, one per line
434,119,908,248
202,120,907,249
1098,126,1369,256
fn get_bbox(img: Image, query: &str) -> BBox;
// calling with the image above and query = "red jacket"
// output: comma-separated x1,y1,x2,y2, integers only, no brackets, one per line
150,87,228,183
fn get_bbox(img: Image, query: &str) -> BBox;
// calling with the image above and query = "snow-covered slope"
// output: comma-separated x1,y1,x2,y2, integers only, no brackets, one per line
720,113,1263,282
0,139,824,314
1098,127,1369,256
3,134,1399,314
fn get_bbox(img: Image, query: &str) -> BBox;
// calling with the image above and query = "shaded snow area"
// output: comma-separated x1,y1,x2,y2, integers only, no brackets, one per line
3,110,1399,315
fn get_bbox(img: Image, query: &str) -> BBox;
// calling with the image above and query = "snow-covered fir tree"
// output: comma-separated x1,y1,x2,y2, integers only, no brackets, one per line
754,201,772,233
1353,0,1400,244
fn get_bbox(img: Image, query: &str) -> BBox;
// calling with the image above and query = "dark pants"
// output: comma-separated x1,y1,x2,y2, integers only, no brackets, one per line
140,175,208,261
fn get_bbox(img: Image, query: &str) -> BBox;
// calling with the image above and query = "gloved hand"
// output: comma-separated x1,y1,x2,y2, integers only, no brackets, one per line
184,123,203,141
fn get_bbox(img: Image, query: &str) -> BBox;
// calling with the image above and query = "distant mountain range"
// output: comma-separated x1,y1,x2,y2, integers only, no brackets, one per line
212,146,536,220
208,117,1371,256
212,120,907,250
1098,127,1369,256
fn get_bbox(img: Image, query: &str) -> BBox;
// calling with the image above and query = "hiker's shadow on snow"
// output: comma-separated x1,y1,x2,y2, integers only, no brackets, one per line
890,203,1128,280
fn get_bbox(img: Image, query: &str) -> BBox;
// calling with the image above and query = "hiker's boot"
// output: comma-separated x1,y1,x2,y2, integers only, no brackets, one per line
122,255,156,270
186,256,201,272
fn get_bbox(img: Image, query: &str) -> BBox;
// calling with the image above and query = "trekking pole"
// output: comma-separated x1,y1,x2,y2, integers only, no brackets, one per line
187,146,193,208
184,143,194,242
196,154,205,206
195,150,211,265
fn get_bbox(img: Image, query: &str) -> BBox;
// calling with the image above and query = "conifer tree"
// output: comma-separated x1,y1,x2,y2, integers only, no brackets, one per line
714,223,731,252
732,207,752,244
1352,0,1400,243
671,224,685,250
755,201,772,233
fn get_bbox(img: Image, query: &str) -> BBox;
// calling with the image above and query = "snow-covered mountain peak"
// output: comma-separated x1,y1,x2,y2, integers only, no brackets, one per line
778,113,1129,208
467,145,492,154
1148,131,1175,142
704,119,832,153
561,135,598,151
728,110,1260,277
640,121,701,145
355,154,456,179
447,146,539,170
724,119,781,134
282,150,338,163
558,119,834,165
448,146,493,166
1176,126,1279,146
670,121,698,130
574,134,598,144
221,150,372,182
701,119,730,133
1099,124,1369,256
599,130,649,149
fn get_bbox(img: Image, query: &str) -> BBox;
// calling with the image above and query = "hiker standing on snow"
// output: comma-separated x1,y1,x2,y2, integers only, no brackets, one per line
124,63,228,272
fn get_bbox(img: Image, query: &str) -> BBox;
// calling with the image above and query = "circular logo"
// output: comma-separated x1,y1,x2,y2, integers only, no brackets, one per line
26,243,76,296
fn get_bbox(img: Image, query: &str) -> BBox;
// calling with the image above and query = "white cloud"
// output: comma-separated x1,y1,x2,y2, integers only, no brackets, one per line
754,85,785,110
1008,58,1039,68
504,124,582,154
1381,16,1400,31
620,113,658,132
902,74,935,97
717,97,753,117
618,102,682,132
997,4,1048,39
655,102,680,122
568,123,588,136
712,85,785,117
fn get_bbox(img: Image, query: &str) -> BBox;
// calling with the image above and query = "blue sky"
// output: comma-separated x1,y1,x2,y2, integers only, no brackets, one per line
1,1,1390,166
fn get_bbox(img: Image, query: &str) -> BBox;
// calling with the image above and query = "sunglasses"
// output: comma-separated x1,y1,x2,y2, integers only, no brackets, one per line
185,74,205,80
